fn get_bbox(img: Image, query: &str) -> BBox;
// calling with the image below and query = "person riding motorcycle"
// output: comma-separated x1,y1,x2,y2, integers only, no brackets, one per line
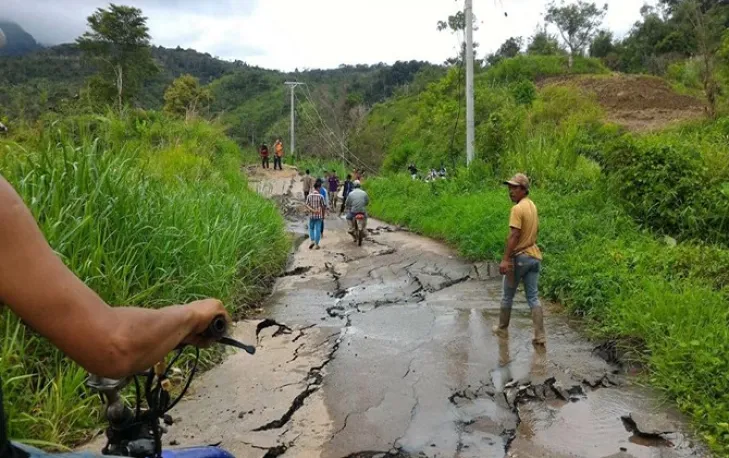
344,180,369,235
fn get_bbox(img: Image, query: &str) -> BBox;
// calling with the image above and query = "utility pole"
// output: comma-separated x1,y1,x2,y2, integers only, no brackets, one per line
284,82,305,159
465,0,475,166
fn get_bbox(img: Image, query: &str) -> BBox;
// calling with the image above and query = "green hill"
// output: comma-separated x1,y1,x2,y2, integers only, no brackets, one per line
0,34,441,161
0,20,43,57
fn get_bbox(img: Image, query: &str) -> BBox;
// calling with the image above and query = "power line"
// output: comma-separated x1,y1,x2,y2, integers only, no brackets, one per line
299,85,377,174
294,92,365,173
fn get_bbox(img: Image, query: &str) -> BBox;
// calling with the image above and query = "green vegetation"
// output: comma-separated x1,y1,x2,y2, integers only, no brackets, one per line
0,111,288,448
164,74,213,118
364,52,729,453
353,56,608,172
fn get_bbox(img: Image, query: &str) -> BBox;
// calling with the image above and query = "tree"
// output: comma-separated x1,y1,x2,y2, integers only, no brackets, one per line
527,25,564,55
680,0,728,117
545,1,608,67
77,4,158,110
486,36,523,66
660,0,728,15
163,74,212,119
437,11,480,66
590,29,614,58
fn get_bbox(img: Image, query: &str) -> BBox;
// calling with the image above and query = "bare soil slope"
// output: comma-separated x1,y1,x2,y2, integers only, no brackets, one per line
540,74,706,132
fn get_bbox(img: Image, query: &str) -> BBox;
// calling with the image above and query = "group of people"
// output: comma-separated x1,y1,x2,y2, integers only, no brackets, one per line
407,163,447,181
260,139,285,170
301,169,369,249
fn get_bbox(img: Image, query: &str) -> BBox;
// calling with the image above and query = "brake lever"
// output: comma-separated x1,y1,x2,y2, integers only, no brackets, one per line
219,336,256,355
203,315,256,355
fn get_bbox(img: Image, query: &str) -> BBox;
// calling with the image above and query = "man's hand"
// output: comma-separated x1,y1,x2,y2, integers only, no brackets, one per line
181,299,231,348
499,259,512,276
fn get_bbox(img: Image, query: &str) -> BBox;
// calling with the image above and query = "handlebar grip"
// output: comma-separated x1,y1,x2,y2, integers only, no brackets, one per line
202,315,228,339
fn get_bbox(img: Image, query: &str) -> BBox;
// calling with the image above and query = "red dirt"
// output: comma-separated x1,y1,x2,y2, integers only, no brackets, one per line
539,74,707,132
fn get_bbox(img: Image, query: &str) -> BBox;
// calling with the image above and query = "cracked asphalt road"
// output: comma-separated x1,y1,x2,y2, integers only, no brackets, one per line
161,168,707,458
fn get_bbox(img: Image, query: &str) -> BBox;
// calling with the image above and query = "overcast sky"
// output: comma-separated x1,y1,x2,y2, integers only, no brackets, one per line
2,0,653,71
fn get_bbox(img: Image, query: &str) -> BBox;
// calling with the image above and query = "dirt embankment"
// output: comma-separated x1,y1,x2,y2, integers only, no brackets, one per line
540,74,707,132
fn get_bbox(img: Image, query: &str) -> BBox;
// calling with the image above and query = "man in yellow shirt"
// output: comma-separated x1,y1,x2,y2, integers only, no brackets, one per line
494,173,546,346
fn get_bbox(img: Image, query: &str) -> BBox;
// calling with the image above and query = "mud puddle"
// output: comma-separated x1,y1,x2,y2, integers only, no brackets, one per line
124,167,707,458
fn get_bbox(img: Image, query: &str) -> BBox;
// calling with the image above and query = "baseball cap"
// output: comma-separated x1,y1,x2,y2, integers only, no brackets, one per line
353,180,361,187
503,173,530,190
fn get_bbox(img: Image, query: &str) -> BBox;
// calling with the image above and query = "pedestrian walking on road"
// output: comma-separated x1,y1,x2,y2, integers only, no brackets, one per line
318,179,328,237
260,143,270,169
328,170,340,211
340,174,353,215
305,181,326,250
273,138,284,170
493,173,546,346
302,169,314,200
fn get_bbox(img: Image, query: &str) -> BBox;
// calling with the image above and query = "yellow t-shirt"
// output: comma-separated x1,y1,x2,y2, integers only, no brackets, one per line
508,197,542,261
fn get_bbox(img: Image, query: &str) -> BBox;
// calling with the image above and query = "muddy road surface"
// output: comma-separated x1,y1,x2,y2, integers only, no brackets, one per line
158,168,706,458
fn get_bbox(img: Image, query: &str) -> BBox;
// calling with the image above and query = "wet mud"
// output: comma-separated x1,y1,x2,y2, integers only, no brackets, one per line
129,167,707,458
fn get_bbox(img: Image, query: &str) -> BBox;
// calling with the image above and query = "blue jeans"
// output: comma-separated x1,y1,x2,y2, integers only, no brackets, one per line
501,254,541,310
309,218,323,245
12,442,109,458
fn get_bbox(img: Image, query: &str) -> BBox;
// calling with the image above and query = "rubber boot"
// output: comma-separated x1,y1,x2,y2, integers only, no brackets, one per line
531,306,546,346
530,343,547,376
492,308,511,338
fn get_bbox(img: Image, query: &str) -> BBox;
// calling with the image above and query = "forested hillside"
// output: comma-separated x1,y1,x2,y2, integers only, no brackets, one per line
0,21,43,57
0,32,440,164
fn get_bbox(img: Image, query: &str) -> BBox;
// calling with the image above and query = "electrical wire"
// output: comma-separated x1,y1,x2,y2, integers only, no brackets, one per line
166,347,200,412
294,92,363,172
299,84,378,174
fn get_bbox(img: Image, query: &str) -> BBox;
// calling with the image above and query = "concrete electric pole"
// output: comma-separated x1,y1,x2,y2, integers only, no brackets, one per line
465,0,475,166
284,82,305,158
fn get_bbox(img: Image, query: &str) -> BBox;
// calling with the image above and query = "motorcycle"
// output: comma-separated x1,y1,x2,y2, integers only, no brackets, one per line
351,213,367,246
87,316,255,458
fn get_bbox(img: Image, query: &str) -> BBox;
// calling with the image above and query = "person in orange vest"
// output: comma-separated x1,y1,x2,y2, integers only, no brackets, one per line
273,139,284,170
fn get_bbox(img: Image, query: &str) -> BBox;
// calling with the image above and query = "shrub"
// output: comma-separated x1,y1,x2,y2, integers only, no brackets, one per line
483,55,609,84
510,80,537,106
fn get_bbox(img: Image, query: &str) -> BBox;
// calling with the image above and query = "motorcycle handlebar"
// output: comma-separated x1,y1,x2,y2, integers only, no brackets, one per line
202,314,228,340
201,315,256,355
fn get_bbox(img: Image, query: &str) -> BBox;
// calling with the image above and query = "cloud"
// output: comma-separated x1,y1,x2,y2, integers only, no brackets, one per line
2,0,652,71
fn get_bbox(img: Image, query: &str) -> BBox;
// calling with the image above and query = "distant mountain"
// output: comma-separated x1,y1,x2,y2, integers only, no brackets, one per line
0,20,43,57
0,34,442,162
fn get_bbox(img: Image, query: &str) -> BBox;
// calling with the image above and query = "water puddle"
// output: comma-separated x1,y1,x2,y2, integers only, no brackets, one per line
512,387,696,458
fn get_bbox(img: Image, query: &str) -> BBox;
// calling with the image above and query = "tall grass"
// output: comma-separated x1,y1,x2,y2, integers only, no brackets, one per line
0,112,288,448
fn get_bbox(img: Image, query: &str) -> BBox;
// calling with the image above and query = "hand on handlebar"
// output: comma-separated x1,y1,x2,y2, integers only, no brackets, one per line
182,299,231,348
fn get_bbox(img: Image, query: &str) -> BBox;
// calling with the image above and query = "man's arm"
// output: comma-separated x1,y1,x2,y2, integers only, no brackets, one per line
499,227,521,275
0,176,228,379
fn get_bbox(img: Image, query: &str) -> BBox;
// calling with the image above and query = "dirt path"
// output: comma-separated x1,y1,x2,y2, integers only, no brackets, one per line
156,167,706,457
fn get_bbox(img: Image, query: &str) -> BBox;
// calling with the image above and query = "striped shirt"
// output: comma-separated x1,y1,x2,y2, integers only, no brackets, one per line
306,191,326,219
